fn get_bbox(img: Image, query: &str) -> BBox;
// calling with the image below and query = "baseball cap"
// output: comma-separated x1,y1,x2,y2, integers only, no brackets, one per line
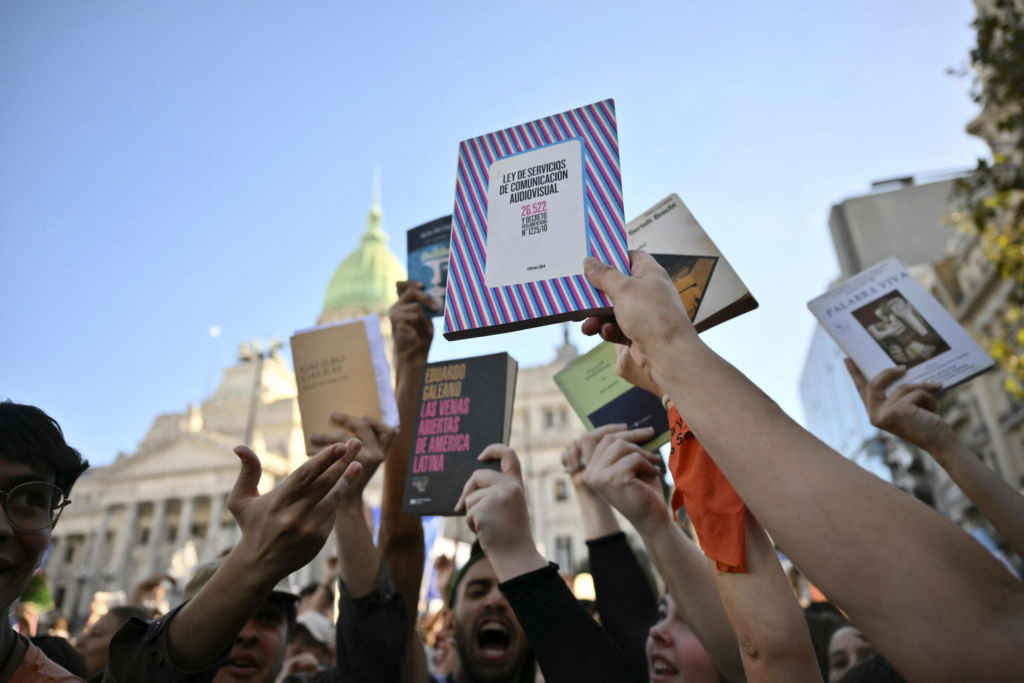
183,558,299,602
295,610,334,647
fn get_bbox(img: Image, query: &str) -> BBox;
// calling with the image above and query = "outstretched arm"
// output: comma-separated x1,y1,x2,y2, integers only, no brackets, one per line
581,251,1024,682
379,281,438,683
847,360,1024,561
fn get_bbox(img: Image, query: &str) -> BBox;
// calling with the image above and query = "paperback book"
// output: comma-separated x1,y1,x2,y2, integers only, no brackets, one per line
402,353,518,516
443,99,629,341
554,342,670,451
627,193,758,331
407,215,452,317
808,257,994,393
290,315,400,455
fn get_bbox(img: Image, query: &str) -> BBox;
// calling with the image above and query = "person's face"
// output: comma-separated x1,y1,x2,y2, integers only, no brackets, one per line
452,559,530,683
285,625,332,668
646,595,719,683
0,462,54,616
214,596,290,683
74,612,121,677
828,626,875,683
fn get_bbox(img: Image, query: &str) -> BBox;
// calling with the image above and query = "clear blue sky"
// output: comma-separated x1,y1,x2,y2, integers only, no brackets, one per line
0,1,989,466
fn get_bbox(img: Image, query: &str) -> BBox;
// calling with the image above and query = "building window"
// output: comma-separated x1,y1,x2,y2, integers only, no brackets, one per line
139,528,150,545
192,523,208,540
559,409,568,427
556,536,573,572
64,545,75,563
544,410,555,429
54,587,66,610
554,479,569,502
166,526,177,543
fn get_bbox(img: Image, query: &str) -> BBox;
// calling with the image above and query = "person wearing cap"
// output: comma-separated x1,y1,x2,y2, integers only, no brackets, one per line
100,437,364,683
281,611,335,675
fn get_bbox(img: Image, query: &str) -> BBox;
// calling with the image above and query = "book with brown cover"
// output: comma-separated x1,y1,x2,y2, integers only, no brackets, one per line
290,314,399,455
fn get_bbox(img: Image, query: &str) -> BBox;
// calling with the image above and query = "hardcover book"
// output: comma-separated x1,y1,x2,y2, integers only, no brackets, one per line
402,352,518,516
627,193,758,331
442,99,629,341
553,342,670,451
808,257,994,393
290,315,400,455
407,215,452,317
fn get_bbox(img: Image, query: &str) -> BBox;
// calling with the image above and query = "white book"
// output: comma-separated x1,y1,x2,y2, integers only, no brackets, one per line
808,258,994,394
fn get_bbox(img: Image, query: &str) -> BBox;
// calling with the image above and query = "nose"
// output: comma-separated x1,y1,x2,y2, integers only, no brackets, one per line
480,585,510,612
236,619,260,646
0,503,15,541
649,620,674,647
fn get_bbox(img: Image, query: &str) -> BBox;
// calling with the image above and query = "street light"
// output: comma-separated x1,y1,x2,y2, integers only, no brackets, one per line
238,337,285,448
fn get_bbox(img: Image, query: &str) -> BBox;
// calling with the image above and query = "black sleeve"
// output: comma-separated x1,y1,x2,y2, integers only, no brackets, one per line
500,562,645,683
587,532,658,678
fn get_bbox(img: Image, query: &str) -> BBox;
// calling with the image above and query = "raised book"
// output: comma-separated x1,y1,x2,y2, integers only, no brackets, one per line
402,352,518,516
808,257,994,392
407,215,452,318
442,99,629,341
628,193,758,331
554,342,670,451
290,315,400,455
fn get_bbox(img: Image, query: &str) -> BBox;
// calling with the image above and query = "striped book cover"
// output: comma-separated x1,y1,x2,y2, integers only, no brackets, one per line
442,99,628,341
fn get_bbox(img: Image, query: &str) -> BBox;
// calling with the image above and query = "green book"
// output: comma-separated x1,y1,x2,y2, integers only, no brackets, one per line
554,342,670,451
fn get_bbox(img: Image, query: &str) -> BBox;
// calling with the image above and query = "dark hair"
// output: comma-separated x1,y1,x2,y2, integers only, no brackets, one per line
299,583,320,599
448,540,485,609
0,402,89,496
29,635,86,678
838,654,907,683
108,605,153,626
804,603,850,681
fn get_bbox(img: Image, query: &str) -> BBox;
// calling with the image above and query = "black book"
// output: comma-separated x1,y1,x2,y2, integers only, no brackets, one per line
402,352,518,516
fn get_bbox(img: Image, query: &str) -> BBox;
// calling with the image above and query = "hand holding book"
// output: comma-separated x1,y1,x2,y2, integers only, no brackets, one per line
391,280,438,362
310,412,397,501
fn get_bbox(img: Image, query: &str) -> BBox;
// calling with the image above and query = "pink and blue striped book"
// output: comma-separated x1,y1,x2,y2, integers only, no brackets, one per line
442,99,628,341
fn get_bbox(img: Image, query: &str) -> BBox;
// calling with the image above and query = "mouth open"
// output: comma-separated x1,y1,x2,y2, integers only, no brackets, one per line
475,617,513,661
223,652,261,679
649,655,680,680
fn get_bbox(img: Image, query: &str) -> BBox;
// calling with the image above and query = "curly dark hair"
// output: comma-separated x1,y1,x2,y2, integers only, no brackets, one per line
0,401,89,496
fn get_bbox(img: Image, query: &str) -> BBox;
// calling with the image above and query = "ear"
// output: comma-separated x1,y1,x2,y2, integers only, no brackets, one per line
443,608,455,633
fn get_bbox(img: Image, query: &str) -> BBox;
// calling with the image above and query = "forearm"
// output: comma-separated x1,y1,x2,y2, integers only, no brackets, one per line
712,514,819,683
166,545,275,671
577,489,621,540
930,439,1024,559
642,518,745,683
649,335,1024,679
335,499,381,599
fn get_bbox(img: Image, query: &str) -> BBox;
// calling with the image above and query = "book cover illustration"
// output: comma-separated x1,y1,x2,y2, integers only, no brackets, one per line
628,193,757,331
443,99,629,341
808,257,994,393
402,352,518,516
553,342,669,451
407,215,452,318
290,315,400,455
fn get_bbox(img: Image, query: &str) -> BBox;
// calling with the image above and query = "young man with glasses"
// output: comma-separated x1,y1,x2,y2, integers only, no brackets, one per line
0,400,89,682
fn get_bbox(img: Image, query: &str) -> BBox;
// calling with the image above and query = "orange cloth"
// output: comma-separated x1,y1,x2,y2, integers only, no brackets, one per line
668,406,747,573
11,635,84,682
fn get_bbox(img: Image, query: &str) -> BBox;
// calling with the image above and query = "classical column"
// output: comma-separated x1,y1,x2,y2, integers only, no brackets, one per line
89,507,111,578
144,500,167,577
176,496,195,553
117,503,140,593
202,493,226,562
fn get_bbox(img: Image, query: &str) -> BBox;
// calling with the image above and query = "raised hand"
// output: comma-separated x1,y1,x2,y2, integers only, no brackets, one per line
583,429,668,537
390,280,438,362
614,343,662,397
844,359,954,452
229,441,363,580
580,251,693,361
454,445,546,581
311,413,397,500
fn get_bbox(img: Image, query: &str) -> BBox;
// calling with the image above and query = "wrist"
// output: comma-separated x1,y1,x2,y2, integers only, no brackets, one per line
647,335,705,392
634,509,675,542
221,540,281,596
488,544,547,583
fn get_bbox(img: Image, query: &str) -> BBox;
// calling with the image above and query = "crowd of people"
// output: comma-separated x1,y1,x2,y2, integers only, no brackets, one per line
2,250,1023,682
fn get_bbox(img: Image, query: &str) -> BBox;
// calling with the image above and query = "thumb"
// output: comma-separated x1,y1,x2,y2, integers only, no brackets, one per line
583,257,630,299
229,446,263,508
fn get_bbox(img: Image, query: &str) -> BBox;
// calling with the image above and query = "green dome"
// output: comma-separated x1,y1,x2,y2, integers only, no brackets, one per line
320,199,407,320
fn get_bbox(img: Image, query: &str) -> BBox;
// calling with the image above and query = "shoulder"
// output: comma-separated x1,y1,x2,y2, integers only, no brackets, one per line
12,638,84,683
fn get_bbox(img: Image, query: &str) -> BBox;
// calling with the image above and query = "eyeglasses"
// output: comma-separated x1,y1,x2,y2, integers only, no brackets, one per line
0,482,70,532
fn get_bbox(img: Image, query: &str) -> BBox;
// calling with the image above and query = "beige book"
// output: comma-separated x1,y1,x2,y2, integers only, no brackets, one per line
291,315,399,455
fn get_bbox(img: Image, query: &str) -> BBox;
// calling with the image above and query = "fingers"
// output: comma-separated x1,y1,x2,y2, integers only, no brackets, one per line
561,440,582,472
478,444,522,479
896,388,939,413
309,432,351,446
844,358,869,395
867,366,908,403
581,316,607,337
583,256,631,298
396,280,440,311
286,441,349,493
311,459,364,520
364,414,397,451
454,468,505,513
330,412,376,445
229,446,263,508
601,322,623,343
614,425,657,445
